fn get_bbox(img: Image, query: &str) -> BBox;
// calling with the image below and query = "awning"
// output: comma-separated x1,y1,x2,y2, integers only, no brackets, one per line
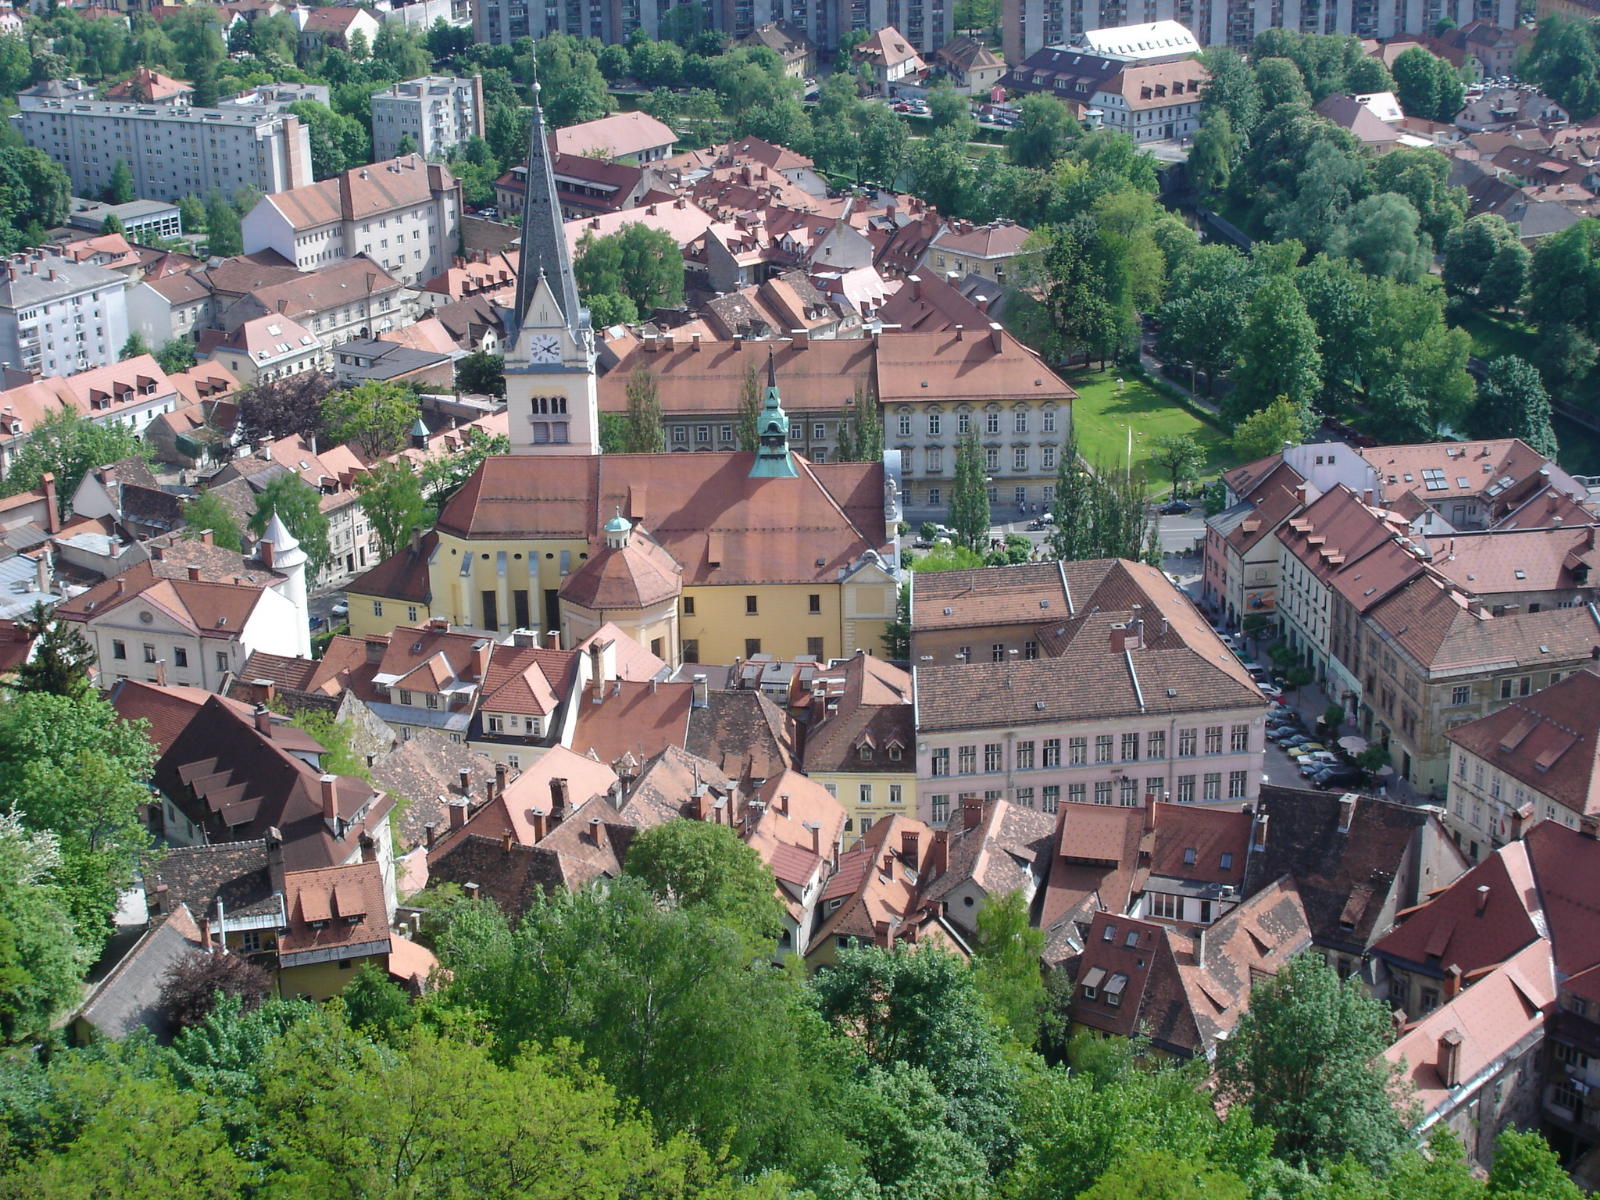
1080,966,1106,990
1105,972,1129,996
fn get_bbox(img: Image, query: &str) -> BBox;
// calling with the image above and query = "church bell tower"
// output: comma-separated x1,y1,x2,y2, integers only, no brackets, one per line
503,62,599,457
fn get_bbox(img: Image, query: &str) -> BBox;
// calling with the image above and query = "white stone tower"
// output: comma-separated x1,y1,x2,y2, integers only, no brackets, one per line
259,509,312,658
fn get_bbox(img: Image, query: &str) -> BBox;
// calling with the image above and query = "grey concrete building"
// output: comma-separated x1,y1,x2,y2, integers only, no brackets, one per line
370,75,484,162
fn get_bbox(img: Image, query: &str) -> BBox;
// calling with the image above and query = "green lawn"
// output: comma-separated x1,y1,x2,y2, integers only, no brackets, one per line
1453,310,1535,363
1066,369,1232,496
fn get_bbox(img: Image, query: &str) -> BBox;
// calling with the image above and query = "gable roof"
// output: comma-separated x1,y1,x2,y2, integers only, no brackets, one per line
552,111,676,161
802,651,915,775
1445,667,1600,818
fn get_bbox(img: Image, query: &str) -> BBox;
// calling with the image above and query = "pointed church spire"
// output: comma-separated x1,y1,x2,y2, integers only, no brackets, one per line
750,349,798,479
513,56,584,336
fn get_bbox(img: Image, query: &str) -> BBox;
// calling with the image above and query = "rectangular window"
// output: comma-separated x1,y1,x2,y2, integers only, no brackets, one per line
1451,685,1470,706
1014,409,1028,433
1122,733,1139,761
216,652,228,673
986,411,1000,434
720,424,733,442
992,642,1005,662
1230,724,1248,752
1178,729,1197,757
142,644,156,664
927,413,941,436
958,746,977,774
174,648,188,668
957,413,971,435
1024,640,1038,660
1016,787,1034,807
1148,730,1166,759
1095,734,1113,763
1204,726,1223,754
426,693,440,710
1014,447,1028,471
744,638,761,657
1149,892,1181,920
682,596,695,615
1177,774,1195,803
927,488,940,506
1228,770,1247,799
1016,740,1034,769
1050,738,1068,767
745,595,758,614
1044,784,1062,813
682,639,699,663
812,423,826,441
1042,446,1056,470
1120,778,1139,806
888,784,902,808
931,794,950,823
931,748,950,776
985,448,999,472
1204,772,1222,801
808,593,821,614
898,413,912,436
984,743,1002,772
1095,780,1112,805
1148,776,1166,799
807,636,824,658
112,640,126,660
859,783,872,806
1042,410,1057,433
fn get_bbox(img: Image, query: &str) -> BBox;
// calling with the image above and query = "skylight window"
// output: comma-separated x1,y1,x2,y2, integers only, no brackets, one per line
1421,468,1448,491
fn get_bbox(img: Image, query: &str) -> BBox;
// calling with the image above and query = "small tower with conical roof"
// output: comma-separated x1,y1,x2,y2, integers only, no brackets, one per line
749,351,798,479
603,507,632,549
258,509,311,658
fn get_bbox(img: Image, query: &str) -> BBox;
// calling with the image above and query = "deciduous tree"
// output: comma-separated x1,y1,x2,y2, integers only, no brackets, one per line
321,379,418,458
622,820,785,947
354,459,434,560
619,367,666,453
947,428,991,552
1149,433,1204,498
1225,275,1323,423
1,407,148,517
247,474,331,578
158,948,273,1031
971,890,1049,1047
0,814,87,1044
1472,356,1557,457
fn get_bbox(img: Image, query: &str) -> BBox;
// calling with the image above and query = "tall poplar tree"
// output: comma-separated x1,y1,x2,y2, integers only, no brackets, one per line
948,429,991,552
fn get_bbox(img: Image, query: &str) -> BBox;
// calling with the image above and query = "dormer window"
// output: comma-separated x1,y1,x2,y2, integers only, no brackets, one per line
398,689,412,705
858,745,872,761
888,745,902,761
309,919,328,930
1183,848,1197,866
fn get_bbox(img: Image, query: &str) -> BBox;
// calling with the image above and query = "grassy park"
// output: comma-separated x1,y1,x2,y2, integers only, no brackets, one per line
1066,369,1232,496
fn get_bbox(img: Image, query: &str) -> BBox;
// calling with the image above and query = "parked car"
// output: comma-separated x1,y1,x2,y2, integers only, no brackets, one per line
1311,766,1368,790
1298,752,1341,775
1259,683,1285,700
1287,742,1328,759
330,601,349,617
1157,499,1193,515
1272,730,1311,747
912,537,934,549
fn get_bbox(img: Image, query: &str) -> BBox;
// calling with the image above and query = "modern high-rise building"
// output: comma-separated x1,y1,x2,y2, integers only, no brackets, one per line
0,249,130,378
12,90,312,204
472,0,953,57
1003,0,1515,59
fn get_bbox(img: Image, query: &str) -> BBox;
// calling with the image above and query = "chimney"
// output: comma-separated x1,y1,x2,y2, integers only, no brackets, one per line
589,641,606,691
1254,811,1270,851
186,564,201,581
319,773,338,823
150,882,168,915
954,324,964,341
1510,802,1532,841
1144,791,1157,834
448,800,467,830
254,704,272,735
881,851,894,875
1338,794,1356,834
198,914,213,952
776,791,790,816
41,472,58,533
1444,963,1463,998
365,637,387,665
424,821,438,848
462,881,480,900
590,816,608,852
472,639,491,680
962,798,983,830
793,329,809,348
458,767,471,794
692,673,709,709
501,830,513,853
550,777,570,821
1110,625,1126,653
546,629,560,649
530,807,548,841
1438,1029,1463,1088
155,658,167,686
804,819,820,854
1476,884,1491,914
901,830,919,864
150,545,165,561
494,762,508,798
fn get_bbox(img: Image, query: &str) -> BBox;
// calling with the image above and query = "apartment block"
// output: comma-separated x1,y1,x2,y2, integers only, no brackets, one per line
12,96,312,204
472,0,951,56
0,250,129,380
370,75,484,162
242,156,461,287
1003,0,1515,59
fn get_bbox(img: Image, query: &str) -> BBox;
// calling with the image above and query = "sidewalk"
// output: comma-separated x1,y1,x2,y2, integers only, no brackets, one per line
1267,665,1424,806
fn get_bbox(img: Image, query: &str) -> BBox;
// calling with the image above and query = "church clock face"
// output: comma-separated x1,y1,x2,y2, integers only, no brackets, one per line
529,334,561,363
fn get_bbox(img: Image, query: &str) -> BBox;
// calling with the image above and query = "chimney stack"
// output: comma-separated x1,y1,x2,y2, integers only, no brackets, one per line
530,807,548,841
424,821,438,848
804,819,820,854
494,762,508,798
547,629,560,649
901,830,919,865
1144,792,1157,834
590,816,608,852
155,658,167,686
320,774,338,823
448,800,467,830
962,798,983,830
1445,963,1463,998
692,673,709,709
1438,1029,1463,1088
462,881,480,901
1476,884,1491,914
777,792,789,816
254,704,273,736
459,767,471,793
550,777,569,821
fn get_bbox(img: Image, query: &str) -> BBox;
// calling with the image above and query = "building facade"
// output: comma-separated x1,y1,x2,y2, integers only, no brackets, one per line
13,97,312,204
241,156,462,288
370,75,484,162
0,250,130,379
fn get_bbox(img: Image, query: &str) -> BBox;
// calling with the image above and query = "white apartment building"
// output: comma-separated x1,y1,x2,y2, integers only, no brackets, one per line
371,75,483,162
242,156,462,287
12,98,312,204
0,250,129,378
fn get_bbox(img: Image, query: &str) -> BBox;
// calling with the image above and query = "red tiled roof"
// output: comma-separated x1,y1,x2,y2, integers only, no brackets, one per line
1445,667,1600,818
